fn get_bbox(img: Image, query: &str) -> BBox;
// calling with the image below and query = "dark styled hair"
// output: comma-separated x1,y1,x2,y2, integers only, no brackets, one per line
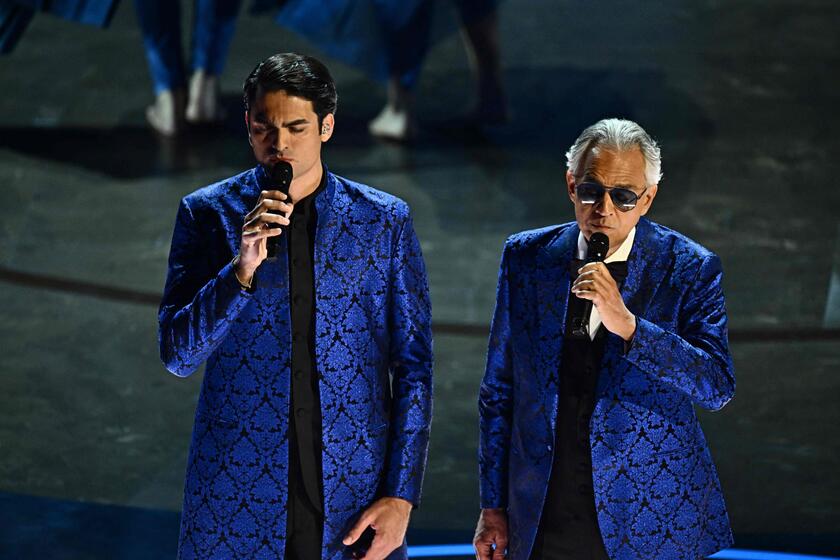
243,53,338,125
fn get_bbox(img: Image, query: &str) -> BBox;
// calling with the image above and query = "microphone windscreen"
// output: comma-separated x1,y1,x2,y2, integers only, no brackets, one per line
265,161,293,259
587,232,610,262
269,160,293,192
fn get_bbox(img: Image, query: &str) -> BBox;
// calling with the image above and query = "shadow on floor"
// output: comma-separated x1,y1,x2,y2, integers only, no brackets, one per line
0,66,714,182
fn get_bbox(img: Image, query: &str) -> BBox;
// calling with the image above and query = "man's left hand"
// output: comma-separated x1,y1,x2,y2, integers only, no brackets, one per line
343,497,412,559
571,262,636,341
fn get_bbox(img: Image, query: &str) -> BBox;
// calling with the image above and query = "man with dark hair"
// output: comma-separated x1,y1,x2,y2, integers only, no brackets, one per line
159,52,433,560
473,119,735,560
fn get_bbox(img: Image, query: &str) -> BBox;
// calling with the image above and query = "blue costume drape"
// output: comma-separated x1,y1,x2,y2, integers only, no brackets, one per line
479,217,735,560
273,0,497,88
159,166,433,559
0,0,117,54
133,0,242,93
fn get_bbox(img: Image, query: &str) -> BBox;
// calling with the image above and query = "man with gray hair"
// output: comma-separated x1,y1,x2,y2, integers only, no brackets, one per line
474,118,735,559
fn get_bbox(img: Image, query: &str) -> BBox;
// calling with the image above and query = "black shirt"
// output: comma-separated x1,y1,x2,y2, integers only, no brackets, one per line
287,168,326,514
531,264,628,560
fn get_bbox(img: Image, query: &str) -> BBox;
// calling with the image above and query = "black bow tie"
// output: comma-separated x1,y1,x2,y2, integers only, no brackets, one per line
569,258,629,284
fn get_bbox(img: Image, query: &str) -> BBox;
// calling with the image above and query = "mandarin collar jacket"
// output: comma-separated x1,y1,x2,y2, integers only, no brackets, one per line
159,166,433,559
479,217,735,560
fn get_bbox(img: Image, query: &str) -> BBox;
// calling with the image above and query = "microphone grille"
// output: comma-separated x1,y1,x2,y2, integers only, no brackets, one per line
269,160,293,192
588,232,610,262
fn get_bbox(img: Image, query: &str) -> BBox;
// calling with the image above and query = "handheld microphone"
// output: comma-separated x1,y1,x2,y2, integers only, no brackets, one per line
266,160,293,259
571,232,609,338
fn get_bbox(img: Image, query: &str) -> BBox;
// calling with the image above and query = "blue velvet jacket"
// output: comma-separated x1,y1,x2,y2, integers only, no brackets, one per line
159,166,433,559
479,218,735,560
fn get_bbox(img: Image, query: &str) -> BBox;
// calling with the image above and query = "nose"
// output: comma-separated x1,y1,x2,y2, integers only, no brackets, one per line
595,190,615,216
274,128,290,153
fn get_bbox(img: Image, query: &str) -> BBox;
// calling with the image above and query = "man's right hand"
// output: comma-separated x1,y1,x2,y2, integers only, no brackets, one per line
473,508,508,560
235,190,293,285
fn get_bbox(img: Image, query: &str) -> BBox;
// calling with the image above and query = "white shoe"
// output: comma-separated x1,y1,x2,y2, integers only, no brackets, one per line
146,89,186,136
368,104,416,141
186,70,224,124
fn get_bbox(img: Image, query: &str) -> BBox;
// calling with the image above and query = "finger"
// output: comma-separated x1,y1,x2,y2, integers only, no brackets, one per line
343,513,373,545
473,539,492,560
257,198,294,213
571,287,596,301
258,211,290,226
492,539,508,560
578,268,600,278
242,227,283,241
577,262,601,274
245,210,290,229
243,213,289,232
571,279,596,293
363,536,393,560
258,189,289,202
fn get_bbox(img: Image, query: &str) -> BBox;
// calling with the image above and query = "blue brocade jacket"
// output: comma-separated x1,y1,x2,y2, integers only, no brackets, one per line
479,218,735,560
159,166,433,559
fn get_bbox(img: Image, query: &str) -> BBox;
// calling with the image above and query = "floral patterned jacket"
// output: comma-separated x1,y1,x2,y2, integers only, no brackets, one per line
479,217,734,560
159,166,433,559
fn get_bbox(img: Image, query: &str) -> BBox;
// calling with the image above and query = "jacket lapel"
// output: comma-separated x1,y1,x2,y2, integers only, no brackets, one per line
598,217,671,391
313,170,340,288
535,225,579,396
618,217,669,320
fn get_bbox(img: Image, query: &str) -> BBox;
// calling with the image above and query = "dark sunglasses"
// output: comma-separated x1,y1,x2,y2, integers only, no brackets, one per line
575,181,647,211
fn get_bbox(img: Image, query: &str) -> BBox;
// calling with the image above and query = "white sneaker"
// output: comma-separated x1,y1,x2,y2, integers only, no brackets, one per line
368,104,416,141
186,70,224,124
146,89,186,136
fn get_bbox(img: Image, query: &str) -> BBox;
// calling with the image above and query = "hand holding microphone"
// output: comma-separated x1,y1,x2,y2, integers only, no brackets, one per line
235,161,294,286
571,232,637,341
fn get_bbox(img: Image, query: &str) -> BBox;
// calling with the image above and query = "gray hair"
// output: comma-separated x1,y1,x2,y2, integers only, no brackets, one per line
565,118,662,185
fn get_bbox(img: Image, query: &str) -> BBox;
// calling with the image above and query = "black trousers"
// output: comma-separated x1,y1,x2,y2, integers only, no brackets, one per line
530,523,610,560
284,451,323,560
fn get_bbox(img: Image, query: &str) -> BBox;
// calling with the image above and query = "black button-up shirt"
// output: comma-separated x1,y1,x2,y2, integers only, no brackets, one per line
287,168,326,514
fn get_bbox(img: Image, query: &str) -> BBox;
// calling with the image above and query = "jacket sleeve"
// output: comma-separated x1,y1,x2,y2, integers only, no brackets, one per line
383,210,434,506
624,254,736,411
158,198,254,377
478,240,514,509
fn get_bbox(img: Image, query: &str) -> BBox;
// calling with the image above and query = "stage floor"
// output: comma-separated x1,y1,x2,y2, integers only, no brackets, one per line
0,0,838,557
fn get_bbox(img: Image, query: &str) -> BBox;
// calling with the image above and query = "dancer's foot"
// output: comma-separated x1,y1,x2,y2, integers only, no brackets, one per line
186,70,225,124
146,89,186,136
368,103,417,142
369,77,417,142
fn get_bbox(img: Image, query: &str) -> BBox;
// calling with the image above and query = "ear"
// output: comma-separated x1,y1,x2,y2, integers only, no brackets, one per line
638,184,658,216
244,111,253,147
566,170,576,203
320,113,335,142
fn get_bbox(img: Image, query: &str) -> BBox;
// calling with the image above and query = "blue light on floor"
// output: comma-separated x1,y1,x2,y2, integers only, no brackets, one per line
407,544,475,557
406,544,840,560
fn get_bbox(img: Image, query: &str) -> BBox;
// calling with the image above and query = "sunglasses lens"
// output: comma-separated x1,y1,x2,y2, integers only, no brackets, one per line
610,188,638,209
576,183,602,204
577,182,642,211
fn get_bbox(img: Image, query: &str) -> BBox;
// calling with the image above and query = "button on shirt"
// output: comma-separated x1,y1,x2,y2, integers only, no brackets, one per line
287,169,326,514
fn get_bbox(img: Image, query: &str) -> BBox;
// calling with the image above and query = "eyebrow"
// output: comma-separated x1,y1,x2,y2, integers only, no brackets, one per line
582,177,642,190
252,115,310,128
